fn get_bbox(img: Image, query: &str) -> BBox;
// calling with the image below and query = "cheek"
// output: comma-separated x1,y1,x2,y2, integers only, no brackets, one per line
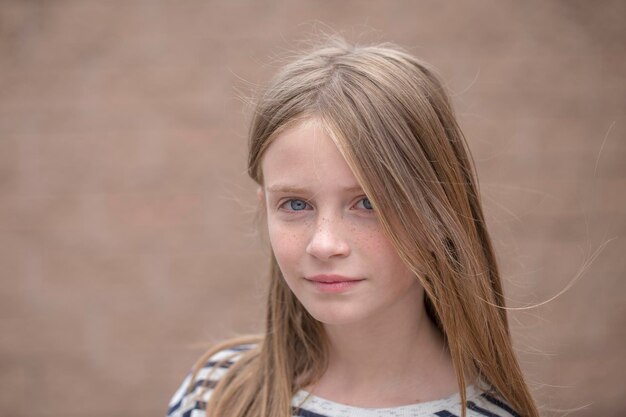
267,220,305,273
360,228,411,275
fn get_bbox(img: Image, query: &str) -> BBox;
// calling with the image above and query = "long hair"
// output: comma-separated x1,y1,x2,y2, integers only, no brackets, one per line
197,37,539,417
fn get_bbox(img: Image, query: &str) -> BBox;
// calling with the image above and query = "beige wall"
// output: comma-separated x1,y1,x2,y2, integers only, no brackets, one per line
1,1,624,416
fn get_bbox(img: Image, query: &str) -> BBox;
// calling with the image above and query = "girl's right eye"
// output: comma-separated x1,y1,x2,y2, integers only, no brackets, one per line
281,199,310,211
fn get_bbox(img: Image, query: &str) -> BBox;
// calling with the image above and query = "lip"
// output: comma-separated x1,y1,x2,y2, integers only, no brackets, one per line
304,274,365,293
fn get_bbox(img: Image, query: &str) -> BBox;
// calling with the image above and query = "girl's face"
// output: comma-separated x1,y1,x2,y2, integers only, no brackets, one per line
260,118,424,326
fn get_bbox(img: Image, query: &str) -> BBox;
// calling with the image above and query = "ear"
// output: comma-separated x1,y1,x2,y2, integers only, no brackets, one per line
256,186,265,205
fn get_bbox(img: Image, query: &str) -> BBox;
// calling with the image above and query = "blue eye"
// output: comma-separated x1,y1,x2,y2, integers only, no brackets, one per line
288,199,308,211
357,197,373,210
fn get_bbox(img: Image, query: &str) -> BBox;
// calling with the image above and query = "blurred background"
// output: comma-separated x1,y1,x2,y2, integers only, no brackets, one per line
1,1,624,416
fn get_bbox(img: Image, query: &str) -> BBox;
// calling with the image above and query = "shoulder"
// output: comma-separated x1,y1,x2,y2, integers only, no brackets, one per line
457,386,521,417
166,343,256,417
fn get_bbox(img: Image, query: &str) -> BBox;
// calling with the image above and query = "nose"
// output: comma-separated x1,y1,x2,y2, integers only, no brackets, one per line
305,216,351,260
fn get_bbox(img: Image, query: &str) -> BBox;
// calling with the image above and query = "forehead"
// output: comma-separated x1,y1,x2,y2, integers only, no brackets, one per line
261,118,360,191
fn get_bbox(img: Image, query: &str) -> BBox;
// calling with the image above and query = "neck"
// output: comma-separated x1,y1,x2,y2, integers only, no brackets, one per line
309,295,457,407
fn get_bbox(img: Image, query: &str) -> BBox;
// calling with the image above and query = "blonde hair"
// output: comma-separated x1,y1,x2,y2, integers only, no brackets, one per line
194,37,539,417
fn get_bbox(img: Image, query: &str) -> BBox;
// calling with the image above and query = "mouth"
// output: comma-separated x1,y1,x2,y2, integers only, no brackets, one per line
304,274,365,293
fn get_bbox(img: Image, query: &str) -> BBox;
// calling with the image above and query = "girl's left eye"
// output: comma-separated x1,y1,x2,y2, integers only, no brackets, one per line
355,197,374,210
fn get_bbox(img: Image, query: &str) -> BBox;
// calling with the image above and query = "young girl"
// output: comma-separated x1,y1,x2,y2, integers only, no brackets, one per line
166,37,539,417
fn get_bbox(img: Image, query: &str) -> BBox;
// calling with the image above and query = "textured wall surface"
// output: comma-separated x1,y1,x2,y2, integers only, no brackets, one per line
1,1,624,416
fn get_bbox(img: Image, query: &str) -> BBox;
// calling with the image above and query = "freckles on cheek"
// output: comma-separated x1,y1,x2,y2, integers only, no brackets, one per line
268,228,305,282
352,222,390,250
363,234,392,254
268,224,301,260
357,225,406,268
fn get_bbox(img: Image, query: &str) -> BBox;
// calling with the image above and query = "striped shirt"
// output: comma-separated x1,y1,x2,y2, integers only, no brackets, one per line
166,345,520,417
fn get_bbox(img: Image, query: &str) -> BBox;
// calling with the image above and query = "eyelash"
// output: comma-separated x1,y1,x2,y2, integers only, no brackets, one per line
279,197,374,212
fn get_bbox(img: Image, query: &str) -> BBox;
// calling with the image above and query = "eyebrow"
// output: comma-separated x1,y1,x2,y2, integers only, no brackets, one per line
265,184,365,194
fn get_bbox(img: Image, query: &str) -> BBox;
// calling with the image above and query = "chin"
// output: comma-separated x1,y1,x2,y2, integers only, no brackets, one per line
304,303,369,327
